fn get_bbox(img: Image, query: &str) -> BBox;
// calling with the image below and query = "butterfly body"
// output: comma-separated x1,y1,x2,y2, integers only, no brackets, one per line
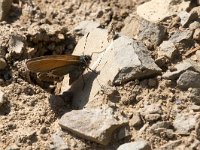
26,55,91,84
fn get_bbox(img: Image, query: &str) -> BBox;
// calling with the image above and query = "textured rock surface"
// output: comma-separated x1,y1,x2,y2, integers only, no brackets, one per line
59,106,127,145
117,140,151,150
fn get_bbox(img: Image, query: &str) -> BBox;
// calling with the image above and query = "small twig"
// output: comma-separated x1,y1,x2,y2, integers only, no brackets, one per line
184,45,200,58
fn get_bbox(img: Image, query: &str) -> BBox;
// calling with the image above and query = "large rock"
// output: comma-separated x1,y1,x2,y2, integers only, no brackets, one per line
137,0,191,22
61,28,161,108
0,0,12,21
59,106,127,145
121,16,166,47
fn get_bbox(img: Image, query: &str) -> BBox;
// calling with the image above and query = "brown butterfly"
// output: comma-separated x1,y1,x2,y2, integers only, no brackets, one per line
26,55,91,84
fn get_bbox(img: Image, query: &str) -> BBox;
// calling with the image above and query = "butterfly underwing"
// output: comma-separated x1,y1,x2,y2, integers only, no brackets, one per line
26,54,91,84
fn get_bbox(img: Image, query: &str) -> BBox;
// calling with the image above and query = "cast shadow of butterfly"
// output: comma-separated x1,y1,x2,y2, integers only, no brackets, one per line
26,54,99,109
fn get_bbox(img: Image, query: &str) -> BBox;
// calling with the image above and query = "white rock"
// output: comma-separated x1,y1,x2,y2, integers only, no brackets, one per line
137,0,190,22
117,140,151,150
0,90,5,107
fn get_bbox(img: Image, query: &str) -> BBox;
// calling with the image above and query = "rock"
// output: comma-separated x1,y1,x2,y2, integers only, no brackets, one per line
188,88,200,105
177,70,200,89
116,125,131,140
144,114,161,122
129,112,143,127
140,104,162,122
169,29,192,44
149,121,173,132
195,121,200,140
59,106,127,145
51,132,69,150
141,104,162,115
193,28,200,41
158,41,178,60
0,57,7,69
159,140,182,150
0,90,5,107
73,21,100,35
121,16,166,47
0,0,12,21
137,18,166,47
8,34,24,56
189,21,200,30
61,28,161,108
162,59,200,80
190,104,200,111
137,0,190,22
178,11,198,27
121,15,140,38
117,140,151,150
173,113,198,135
5,143,20,150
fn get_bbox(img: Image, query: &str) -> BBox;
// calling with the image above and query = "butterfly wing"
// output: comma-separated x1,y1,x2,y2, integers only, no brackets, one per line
26,55,81,73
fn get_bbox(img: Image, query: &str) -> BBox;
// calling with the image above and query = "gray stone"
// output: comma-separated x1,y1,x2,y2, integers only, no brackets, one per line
73,21,100,35
117,140,151,150
129,112,143,127
116,125,130,140
121,15,140,38
162,59,200,80
188,88,200,105
149,121,173,132
190,104,200,111
140,104,162,122
158,41,177,60
193,28,200,41
189,21,200,30
144,114,161,122
0,57,7,69
173,113,198,135
159,140,182,150
51,132,69,150
5,144,20,150
137,18,166,47
177,70,200,89
137,0,190,22
111,36,162,85
0,0,12,21
178,11,198,27
8,35,24,56
61,28,161,108
169,29,192,43
121,16,166,47
141,104,162,115
59,106,127,145
0,90,5,107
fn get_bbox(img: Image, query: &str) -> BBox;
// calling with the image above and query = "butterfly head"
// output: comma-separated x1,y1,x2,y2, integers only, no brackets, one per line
80,55,91,67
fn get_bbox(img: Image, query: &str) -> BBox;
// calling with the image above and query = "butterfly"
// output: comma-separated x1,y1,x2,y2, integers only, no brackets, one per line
26,55,91,84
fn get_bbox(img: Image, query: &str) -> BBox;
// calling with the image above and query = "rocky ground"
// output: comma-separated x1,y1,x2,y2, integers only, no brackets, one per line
0,0,200,150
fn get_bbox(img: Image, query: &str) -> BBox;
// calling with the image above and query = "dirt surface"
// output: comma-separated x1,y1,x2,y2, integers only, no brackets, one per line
0,0,200,150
